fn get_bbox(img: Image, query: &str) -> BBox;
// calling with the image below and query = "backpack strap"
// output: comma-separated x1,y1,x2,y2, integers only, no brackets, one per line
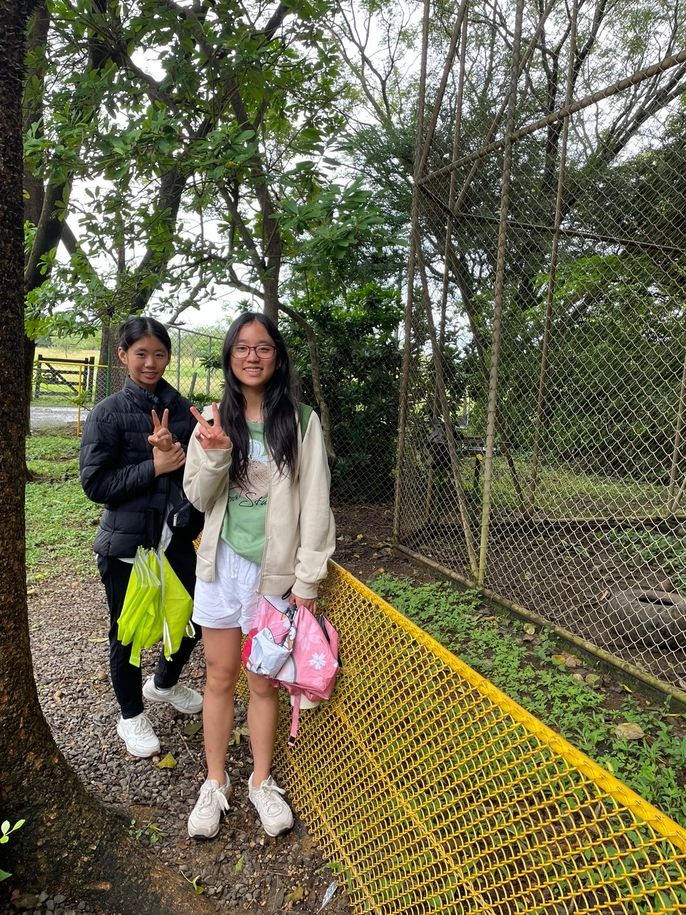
297,402,313,442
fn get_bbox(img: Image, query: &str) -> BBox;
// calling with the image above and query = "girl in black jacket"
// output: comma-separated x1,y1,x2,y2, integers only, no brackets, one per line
80,317,202,758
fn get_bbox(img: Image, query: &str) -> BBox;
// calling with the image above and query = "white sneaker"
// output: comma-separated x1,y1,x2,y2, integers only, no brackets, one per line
143,676,202,715
248,774,294,837
188,775,231,839
117,713,160,758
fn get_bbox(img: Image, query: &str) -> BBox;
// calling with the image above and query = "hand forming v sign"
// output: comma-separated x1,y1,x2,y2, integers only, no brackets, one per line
148,408,172,452
190,402,232,450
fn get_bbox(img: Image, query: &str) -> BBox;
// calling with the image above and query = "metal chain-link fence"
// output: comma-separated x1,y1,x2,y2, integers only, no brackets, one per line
164,326,225,406
395,0,686,694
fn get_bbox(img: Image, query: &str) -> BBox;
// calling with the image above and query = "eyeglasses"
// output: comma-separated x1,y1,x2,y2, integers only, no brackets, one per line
230,343,277,359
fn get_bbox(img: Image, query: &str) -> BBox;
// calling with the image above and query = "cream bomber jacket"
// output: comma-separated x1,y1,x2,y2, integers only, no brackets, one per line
183,407,335,599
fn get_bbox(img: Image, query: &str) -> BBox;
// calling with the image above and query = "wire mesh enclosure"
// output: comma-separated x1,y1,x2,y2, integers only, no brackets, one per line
274,564,686,915
394,0,686,693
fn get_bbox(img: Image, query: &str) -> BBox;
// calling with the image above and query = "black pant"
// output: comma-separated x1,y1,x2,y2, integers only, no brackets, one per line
97,536,201,718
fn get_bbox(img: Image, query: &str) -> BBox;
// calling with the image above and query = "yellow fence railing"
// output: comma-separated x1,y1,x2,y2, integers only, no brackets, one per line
270,563,686,914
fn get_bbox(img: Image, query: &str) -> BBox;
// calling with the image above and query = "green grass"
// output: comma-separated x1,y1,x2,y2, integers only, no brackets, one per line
25,432,98,582
602,527,686,593
34,346,100,362
442,456,669,518
26,433,81,479
370,573,686,829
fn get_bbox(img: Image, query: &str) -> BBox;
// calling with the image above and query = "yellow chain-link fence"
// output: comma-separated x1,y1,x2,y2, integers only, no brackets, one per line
395,0,686,695
272,563,686,915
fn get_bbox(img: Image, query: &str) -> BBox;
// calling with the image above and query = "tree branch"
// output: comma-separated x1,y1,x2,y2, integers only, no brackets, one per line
278,299,336,462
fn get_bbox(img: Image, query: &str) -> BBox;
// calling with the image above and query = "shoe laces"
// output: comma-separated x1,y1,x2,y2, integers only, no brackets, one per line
253,779,287,816
198,782,229,815
130,714,154,737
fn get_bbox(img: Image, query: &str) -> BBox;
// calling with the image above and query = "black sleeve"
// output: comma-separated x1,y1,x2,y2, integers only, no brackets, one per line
79,410,155,506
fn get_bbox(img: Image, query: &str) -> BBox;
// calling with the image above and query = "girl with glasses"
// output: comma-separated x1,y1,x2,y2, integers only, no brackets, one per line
183,312,335,839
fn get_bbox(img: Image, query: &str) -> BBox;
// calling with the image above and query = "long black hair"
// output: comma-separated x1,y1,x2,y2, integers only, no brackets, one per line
219,312,298,482
118,316,172,354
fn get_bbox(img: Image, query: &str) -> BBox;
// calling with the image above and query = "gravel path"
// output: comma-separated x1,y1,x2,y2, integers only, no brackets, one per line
5,570,354,915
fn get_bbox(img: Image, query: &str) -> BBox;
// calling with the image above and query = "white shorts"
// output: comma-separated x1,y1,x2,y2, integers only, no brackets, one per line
192,538,289,633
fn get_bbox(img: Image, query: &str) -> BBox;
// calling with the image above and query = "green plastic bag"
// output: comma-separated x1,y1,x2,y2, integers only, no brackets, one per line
118,547,163,667
117,547,193,666
160,553,194,661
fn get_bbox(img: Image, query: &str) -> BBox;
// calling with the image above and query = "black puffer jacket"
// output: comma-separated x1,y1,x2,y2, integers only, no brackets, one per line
80,377,198,558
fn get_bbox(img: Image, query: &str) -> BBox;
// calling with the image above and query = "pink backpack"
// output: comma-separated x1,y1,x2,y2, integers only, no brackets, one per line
242,597,340,747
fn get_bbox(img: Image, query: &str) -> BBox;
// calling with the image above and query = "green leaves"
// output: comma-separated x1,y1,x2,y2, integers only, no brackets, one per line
283,283,402,500
23,0,367,327
1,819,25,844
276,178,386,263
188,126,259,181
0,819,25,882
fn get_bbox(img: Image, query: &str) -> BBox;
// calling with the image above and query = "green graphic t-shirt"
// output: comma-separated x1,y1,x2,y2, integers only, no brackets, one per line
221,421,268,564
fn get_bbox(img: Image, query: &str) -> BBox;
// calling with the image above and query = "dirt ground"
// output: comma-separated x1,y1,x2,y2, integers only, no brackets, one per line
5,501,433,915
329,499,436,585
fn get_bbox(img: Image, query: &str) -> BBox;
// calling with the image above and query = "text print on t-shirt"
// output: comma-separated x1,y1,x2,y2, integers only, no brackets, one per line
230,436,269,508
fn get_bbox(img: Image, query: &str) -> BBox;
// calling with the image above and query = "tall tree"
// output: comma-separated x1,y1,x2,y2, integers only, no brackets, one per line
337,0,686,422
23,0,379,424
0,4,230,910
24,0,357,321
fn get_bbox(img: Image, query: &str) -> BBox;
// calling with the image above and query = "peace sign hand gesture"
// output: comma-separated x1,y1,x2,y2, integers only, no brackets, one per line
148,408,172,452
190,403,232,451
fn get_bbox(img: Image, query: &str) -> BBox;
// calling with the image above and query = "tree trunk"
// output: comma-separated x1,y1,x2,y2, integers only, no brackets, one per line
0,10,222,912
279,300,336,463
95,318,127,401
